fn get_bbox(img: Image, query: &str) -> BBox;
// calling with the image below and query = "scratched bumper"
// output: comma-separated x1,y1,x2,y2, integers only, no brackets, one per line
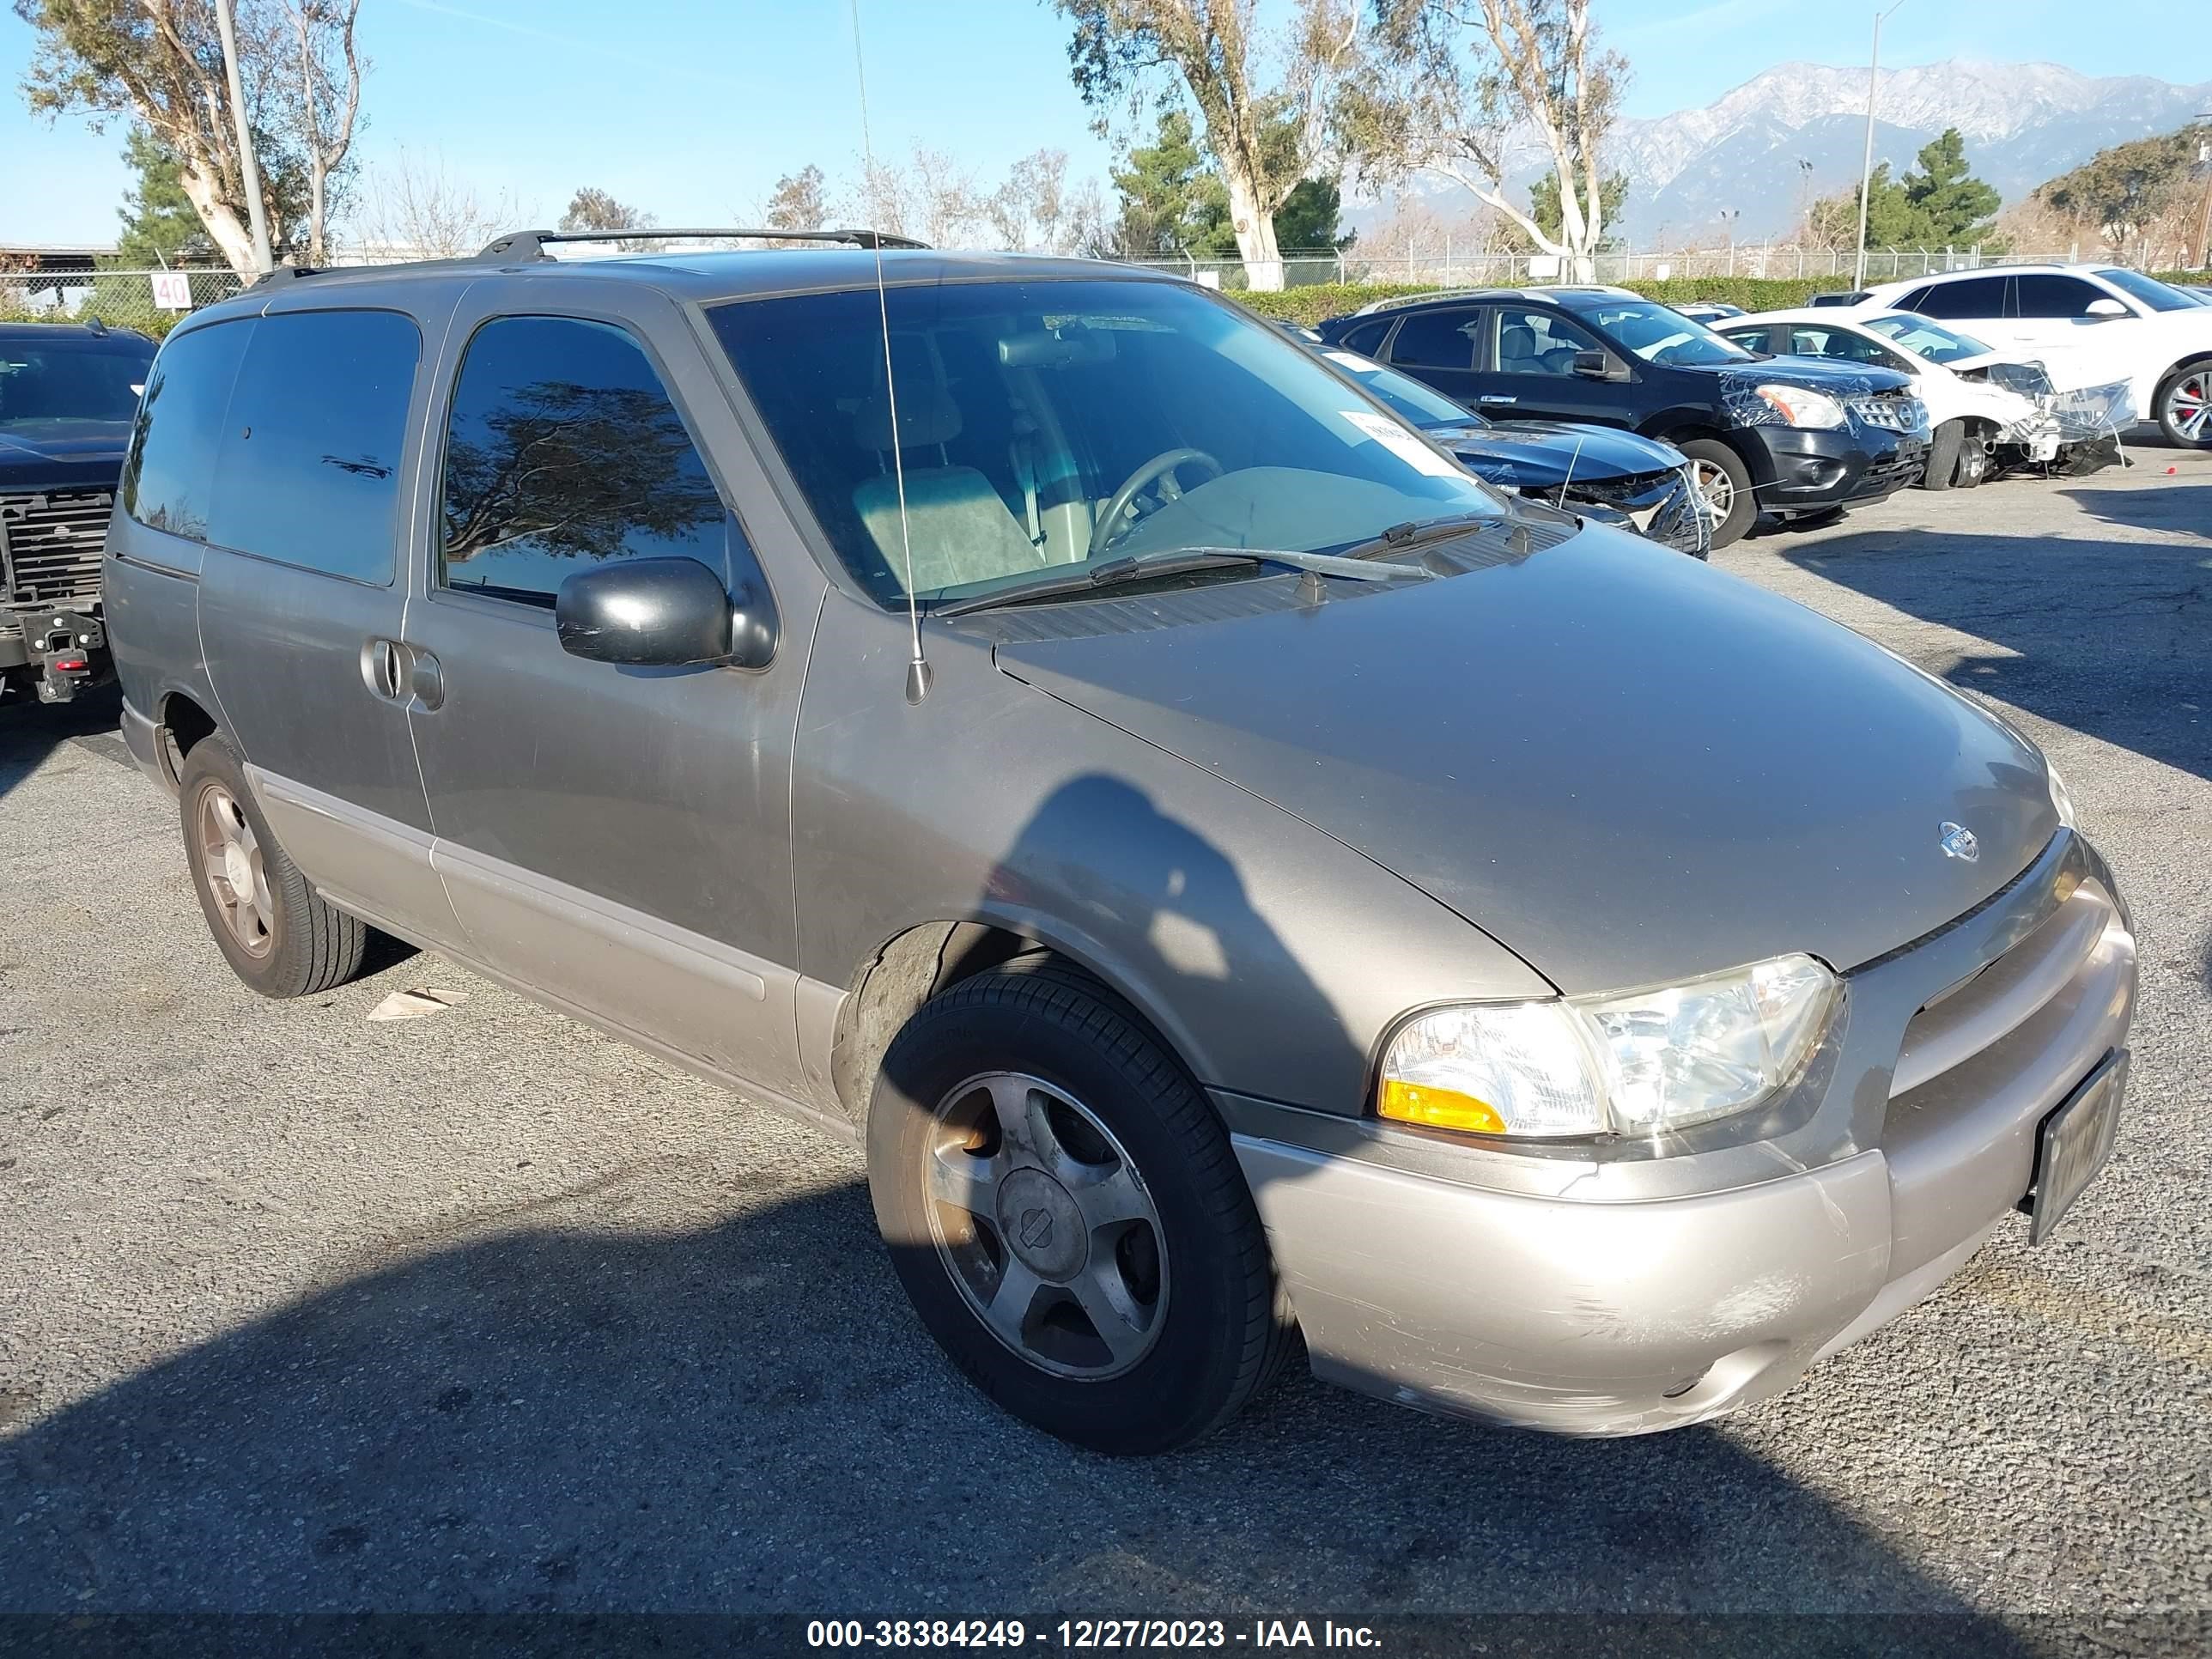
1232,851,2136,1436
1234,1137,1899,1434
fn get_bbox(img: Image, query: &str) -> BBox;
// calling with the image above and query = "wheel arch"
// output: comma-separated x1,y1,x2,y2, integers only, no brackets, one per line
154,690,221,791
827,915,1218,1132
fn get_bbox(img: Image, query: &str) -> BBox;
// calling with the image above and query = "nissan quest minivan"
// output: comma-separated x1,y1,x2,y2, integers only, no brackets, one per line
106,236,2136,1454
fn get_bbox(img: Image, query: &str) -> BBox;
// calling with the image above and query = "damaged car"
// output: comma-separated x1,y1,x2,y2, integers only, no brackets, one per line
1719,309,2132,486
1850,264,2212,448
111,240,2133,1453
1318,285,1929,548
1,320,155,706
1312,343,1706,555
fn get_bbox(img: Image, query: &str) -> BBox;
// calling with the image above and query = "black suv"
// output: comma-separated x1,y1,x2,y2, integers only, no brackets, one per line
1318,287,1930,547
1,320,156,704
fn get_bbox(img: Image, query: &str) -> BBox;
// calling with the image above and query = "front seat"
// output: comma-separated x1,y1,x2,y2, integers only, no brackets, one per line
852,386,1045,594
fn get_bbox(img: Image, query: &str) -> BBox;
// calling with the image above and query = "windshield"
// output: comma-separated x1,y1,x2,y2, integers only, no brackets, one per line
2093,268,2194,313
1862,313,1994,365
1580,300,1756,367
0,335,153,429
1317,347,1479,429
710,278,1504,607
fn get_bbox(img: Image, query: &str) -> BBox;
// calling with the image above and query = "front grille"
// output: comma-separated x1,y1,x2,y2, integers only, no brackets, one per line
1850,393,1929,433
1,490,112,609
1569,468,1678,512
1885,876,2125,1138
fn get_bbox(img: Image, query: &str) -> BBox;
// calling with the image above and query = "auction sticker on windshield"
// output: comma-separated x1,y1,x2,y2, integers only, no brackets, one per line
1336,408,1462,478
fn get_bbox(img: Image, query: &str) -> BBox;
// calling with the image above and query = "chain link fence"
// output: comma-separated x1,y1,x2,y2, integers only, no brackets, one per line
3,244,2190,326
1125,245,2141,292
0,268,249,337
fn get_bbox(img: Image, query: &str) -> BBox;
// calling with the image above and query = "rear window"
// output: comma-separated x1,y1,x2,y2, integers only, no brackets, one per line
122,320,252,541
1907,276,2005,320
207,310,421,582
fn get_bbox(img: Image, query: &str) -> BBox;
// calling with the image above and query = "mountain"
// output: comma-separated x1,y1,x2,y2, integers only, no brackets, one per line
1353,60,2212,246
1611,59,2212,241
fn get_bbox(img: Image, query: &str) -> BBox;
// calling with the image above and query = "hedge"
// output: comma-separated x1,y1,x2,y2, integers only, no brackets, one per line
1235,274,1868,328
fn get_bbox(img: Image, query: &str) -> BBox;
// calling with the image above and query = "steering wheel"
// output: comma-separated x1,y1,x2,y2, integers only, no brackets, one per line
1089,447,1224,559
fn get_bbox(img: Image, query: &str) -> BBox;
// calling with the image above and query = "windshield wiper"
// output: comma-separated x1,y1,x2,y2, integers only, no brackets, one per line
1333,511,1503,560
932,545,1429,618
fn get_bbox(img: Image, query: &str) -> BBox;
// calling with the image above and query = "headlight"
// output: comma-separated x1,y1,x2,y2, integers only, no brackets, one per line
1377,954,1839,1141
2045,756,2077,830
1754,385,1846,428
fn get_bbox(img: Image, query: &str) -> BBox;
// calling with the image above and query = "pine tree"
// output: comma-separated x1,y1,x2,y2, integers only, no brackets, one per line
114,127,216,266
1903,129,2002,245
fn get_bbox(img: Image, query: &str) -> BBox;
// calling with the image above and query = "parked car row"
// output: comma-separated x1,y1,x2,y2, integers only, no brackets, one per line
1316,284,1933,547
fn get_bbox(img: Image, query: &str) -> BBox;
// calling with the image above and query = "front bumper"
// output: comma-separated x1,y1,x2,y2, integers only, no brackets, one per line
1235,833,2136,1435
1741,424,1928,509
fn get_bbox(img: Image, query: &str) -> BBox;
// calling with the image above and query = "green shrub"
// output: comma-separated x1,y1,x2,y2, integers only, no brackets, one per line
1236,273,1876,328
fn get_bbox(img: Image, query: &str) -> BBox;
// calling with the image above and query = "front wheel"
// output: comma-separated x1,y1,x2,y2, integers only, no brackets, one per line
866,965,1289,1455
2156,361,2212,448
1676,439,1758,550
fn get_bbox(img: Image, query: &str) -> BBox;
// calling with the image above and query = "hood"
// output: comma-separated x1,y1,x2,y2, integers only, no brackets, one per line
1701,355,1916,396
1429,420,1684,489
0,422,132,494
991,527,2056,995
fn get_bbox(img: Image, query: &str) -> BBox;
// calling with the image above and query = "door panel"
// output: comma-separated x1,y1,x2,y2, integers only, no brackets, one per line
189,306,457,946
1462,306,1627,425
402,289,812,1097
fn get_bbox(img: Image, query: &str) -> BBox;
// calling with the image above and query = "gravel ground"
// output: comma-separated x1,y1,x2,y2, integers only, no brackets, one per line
2,441,2208,1646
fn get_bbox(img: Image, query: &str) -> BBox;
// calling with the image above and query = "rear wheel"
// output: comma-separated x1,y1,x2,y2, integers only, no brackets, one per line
866,965,1289,1455
179,734,369,998
1676,439,1757,549
2156,361,2212,447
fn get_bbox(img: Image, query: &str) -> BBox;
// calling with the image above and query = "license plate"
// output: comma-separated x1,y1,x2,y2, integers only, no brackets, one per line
2027,1050,2127,1244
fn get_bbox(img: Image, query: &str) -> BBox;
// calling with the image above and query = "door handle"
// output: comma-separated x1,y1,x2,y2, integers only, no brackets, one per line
1477,394,1517,404
362,637,404,701
360,639,442,709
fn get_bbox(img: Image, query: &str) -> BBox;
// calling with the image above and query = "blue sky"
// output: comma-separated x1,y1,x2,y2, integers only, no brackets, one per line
3,0,2208,246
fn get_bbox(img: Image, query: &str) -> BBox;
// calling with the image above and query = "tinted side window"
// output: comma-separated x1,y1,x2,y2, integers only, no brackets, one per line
1338,318,1392,356
122,320,251,541
206,310,420,582
1386,308,1479,370
1911,277,2005,320
2013,276,2102,319
439,316,727,607
1494,306,1603,375
1787,325,1904,368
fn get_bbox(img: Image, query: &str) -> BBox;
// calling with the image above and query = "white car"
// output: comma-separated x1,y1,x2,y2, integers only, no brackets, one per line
1719,308,2120,489
1844,264,2211,448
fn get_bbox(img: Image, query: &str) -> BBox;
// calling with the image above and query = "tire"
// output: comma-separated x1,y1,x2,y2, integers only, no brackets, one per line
1676,439,1758,550
2155,359,2212,448
178,734,369,998
1953,426,1990,489
866,964,1291,1455
1919,420,1963,492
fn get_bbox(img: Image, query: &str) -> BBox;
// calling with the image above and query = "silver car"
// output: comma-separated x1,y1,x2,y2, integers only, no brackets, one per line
106,236,2136,1454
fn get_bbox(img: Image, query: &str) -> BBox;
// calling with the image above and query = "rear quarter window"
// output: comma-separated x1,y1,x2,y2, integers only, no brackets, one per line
122,319,252,541
207,309,422,583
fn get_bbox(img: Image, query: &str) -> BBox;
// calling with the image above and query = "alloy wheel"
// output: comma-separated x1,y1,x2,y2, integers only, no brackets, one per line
196,782,274,958
2167,373,2209,443
923,1071,1169,1379
1691,459,1735,526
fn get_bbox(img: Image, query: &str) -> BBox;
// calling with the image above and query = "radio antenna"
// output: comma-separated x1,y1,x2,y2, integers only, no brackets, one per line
849,0,930,704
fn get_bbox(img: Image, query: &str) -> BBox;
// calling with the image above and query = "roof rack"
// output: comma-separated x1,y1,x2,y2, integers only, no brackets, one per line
474,227,931,261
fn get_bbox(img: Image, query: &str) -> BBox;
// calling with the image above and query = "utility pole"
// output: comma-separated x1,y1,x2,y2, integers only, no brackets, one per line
1853,0,1911,290
1719,209,1741,276
2197,117,2212,270
214,0,273,276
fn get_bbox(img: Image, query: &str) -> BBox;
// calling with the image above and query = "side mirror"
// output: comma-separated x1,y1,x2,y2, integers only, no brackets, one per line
556,555,775,669
1572,349,1625,380
2083,297,2128,319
